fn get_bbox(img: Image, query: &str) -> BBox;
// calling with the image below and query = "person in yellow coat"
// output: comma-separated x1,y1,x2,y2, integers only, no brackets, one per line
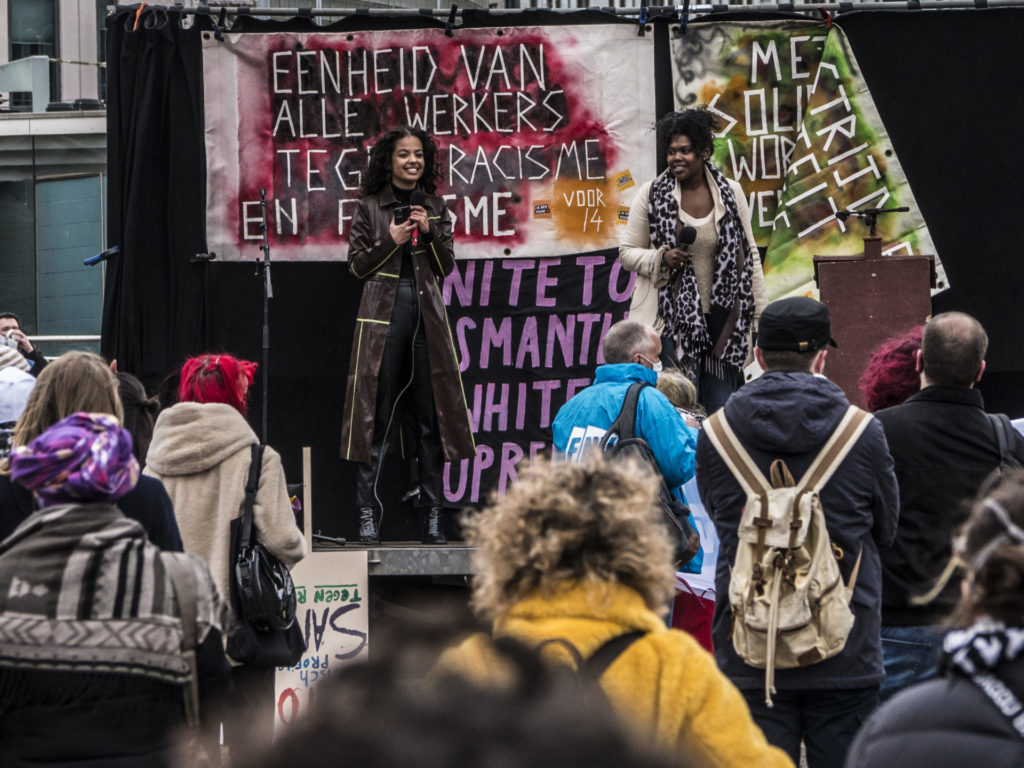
438,454,793,768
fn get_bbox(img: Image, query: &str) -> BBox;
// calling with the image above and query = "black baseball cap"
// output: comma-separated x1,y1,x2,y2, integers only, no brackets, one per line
757,297,838,352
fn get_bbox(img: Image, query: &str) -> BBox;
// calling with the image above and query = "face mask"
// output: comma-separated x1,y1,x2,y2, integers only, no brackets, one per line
637,354,662,373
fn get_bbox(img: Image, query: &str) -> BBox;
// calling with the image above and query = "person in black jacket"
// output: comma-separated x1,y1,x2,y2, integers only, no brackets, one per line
0,312,48,378
697,297,899,768
846,470,1024,768
874,312,1024,701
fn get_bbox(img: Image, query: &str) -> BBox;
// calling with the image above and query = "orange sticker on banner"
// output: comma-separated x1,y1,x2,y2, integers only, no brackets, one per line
613,170,635,191
617,206,631,224
533,201,552,218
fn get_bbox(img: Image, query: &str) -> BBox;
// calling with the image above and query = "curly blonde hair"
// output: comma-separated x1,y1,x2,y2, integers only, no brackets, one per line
464,453,676,621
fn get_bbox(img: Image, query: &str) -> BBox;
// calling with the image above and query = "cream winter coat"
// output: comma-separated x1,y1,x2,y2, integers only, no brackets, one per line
618,167,769,332
144,402,307,624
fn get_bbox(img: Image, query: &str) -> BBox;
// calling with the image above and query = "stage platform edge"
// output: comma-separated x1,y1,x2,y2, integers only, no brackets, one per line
313,542,475,577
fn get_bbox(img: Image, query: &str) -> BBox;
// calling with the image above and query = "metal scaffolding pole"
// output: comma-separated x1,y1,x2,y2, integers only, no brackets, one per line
114,0,1024,22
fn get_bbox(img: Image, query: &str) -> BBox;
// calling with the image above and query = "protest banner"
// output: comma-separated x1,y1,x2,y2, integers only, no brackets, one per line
671,20,945,298
203,25,656,261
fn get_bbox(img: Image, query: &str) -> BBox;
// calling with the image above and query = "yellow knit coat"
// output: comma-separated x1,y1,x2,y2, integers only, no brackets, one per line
439,581,793,768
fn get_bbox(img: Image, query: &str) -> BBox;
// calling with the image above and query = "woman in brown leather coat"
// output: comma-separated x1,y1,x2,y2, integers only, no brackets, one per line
340,126,475,544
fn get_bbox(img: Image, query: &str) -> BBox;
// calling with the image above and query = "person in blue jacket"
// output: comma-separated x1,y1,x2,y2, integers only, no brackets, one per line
553,321,701,583
552,319,697,496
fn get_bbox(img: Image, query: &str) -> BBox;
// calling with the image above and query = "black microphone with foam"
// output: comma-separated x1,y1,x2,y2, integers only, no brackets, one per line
677,224,697,247
410,189,427,247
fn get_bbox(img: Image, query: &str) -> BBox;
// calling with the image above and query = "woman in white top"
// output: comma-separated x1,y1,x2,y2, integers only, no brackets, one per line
619,107,768,413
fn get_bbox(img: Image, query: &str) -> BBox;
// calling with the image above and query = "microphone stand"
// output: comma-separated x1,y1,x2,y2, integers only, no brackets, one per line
257,187,273,445
835,206,910,237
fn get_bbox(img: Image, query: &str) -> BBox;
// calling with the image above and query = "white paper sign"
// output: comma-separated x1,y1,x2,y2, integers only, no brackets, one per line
275,550,369,728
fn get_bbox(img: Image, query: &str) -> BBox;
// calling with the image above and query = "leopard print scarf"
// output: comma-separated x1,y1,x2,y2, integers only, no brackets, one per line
649,163,755,374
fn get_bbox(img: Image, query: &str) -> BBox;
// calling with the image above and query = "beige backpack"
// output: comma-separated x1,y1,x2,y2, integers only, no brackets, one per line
703,405,871,706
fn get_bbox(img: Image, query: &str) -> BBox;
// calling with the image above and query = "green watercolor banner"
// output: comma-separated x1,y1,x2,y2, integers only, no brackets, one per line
671,20,945,299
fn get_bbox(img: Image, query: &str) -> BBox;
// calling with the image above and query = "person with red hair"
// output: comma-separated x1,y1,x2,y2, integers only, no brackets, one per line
858,326,924,412
144,353,306,732
177,354,257,416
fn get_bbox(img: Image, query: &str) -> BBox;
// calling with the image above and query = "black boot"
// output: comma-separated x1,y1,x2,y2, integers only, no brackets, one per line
421,507,446,545
358,507,379,544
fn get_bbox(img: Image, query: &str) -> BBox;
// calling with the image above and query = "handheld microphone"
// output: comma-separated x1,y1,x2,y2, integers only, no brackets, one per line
410,189,427,247
677,225,697,247
84,245,120,267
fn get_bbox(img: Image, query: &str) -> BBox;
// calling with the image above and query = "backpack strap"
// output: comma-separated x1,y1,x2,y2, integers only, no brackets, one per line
796,405,872,493
583,631,645,679
988,413,1023,469
703,411,776,571
161,552,200,729
600,382,647,447
531,632,646,680
703,410,773,500
238,443,265,553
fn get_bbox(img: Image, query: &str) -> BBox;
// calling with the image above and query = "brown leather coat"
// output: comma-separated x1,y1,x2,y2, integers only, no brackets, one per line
339,186,476,463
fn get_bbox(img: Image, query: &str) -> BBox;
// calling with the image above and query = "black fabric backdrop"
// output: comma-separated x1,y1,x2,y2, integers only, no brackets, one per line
104,6,1024,541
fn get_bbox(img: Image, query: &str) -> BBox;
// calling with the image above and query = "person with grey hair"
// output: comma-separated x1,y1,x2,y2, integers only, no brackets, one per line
552,320,696,491
875,311,1024,701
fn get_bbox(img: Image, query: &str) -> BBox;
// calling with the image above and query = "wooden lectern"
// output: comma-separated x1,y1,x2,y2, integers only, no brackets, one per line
813,235,935,409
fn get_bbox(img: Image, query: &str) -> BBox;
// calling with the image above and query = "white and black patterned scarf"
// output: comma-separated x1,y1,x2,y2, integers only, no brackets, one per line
649,163,755,374
944,618,1024,676
0,503,224,684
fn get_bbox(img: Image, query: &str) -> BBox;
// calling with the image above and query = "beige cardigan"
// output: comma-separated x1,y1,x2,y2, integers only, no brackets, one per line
618,167,768,333
144,402,307,625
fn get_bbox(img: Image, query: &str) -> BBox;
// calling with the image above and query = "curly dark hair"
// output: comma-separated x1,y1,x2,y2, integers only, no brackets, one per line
655,107,720,163
361,126,442,196
858,325,923,412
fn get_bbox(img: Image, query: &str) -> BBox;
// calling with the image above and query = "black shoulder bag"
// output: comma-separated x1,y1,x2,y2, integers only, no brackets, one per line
599,382,700,567
226,444,306,667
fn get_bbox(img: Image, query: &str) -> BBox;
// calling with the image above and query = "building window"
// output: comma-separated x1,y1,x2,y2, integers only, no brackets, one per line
97,0,108,104
9,0,60,109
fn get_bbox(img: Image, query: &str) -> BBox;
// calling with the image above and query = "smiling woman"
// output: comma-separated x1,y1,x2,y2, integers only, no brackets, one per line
618,107,769,414
339,126,476,545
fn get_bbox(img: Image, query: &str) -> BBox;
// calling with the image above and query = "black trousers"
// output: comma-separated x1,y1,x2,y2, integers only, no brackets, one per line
355,279,444,510
740,686,879,768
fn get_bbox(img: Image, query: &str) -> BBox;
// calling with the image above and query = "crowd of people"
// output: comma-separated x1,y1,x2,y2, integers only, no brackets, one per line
1,108,1023,767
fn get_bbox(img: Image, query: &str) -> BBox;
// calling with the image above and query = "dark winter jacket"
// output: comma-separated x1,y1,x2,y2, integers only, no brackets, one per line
875,386,1024,626
339,186,475,464
845,655,1024,768
696,371,899,690
21,347,48,378
0,473,183,551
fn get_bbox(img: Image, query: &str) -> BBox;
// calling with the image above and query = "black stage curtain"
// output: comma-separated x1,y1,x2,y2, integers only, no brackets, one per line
840,9,1024,410
103,6,210,386
103,6,1024,541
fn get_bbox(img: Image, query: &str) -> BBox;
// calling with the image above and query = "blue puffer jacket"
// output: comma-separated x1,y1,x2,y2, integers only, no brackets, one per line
552,364,697,489
696,371,899,690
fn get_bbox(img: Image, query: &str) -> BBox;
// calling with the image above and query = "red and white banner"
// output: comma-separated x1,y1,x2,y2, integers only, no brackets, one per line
202,25,656,261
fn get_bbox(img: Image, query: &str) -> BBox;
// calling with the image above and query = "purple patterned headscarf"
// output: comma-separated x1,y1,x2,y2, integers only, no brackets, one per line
10,412,139,507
